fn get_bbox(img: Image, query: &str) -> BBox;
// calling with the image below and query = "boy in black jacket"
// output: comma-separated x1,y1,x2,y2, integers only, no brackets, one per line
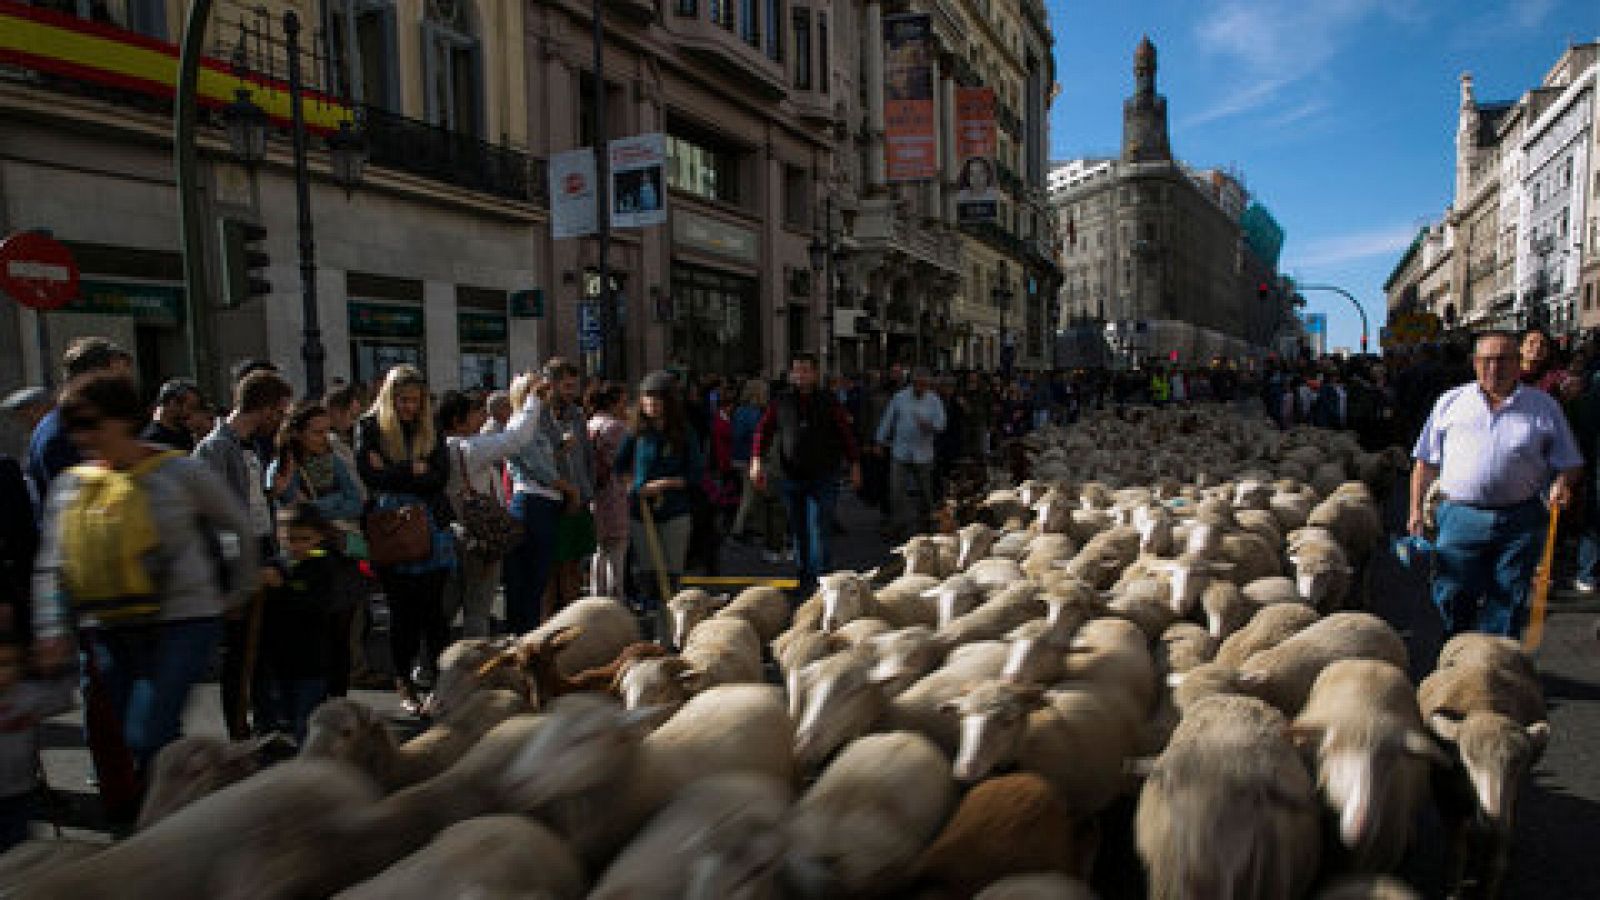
256,503,347,743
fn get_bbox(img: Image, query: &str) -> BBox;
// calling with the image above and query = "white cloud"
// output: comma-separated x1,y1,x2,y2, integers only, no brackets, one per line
1286,223,1421,269
1512,0,1556,29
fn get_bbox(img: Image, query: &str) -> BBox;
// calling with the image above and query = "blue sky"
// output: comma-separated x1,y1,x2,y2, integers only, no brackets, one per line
1045,0,1600,353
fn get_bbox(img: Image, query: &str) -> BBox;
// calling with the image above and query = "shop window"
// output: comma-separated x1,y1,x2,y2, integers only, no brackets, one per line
792,7,811,90
458,286,508,390
667,130,742,205
739,0,759,45
324,0,400,112
422,0,483,138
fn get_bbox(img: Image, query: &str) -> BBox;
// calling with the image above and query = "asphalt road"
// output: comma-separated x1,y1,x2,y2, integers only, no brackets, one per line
27,485,1600,899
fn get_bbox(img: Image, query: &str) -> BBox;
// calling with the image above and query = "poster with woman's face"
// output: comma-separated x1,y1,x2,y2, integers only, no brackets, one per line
956,87,998,224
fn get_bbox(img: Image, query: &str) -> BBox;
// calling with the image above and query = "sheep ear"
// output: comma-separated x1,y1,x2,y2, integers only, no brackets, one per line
1428,712,1463,744
677,667,711,692
1403,729,1451,765
1526,721,1551,761
1124,756,1158,779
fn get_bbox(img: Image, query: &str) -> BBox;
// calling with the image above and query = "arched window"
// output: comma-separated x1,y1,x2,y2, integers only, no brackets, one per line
421,0,483,137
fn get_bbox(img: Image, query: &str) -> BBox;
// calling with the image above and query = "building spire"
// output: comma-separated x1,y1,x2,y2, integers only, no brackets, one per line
1122,37,1171,163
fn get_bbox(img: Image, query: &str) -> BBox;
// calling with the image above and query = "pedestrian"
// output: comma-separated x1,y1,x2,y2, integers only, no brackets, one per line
255,503,345,743
141,378,202,453
28,337,133,492
437,387,541,638
355,364,455,715
536,359,596,620
0,387,51,462
483,390,512,434
266,403,367,696
586,383,631,600
503,372,577,636
31,372,255,801
194,369,293,738
750,355,861,591
875,367,946,540
1409,330,1584,638
617,371,703,639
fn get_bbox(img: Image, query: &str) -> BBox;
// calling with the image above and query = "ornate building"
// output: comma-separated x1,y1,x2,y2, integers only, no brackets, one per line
1051,38,1289,367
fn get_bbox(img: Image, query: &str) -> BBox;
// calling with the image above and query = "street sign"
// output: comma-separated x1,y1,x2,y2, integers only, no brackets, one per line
0,231,79,310
579,302,603,352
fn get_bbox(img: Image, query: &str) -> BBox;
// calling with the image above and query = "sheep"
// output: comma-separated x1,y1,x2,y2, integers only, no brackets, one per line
1146,551,1232,617
1061,527,1141,589
967,557,1030,592
1204,577,1304,641
1002,608,1094,686
914,773,1089,898
590,774,791,900
682,616,765,686
1156,622,1216,676
1242,575,1303,607
614,655,699,712
974,873,1098,900
1233,508,1285,549
520,596,642,675
819,571,938,631
924,573,988,627
1417,654,1549,899
669,587,725,649
791,646,887,771
1134,694,1322,900
1105,581,1179,641
335,815,584,900
1290,659,1444,872
939,581,1048,646
1311,461,1349,498
427,637,530,718
1021,536,1080,578
1235,612,1409,715
898,534,956,577
955,523,1000,570
1214,602,1321,668
669,585,790,649
868,625,950,695
835,616,896,646
1434,632,1539,682
0,841,113,893
784,732,958,898
1059,616,1157,714
1217,531,1281,585
509,687,794,867
302,688,525,792
1287,535,1355,611
137,734,295,830
1306,488,1383,564
773,628,847,711
946,681,1138,817
883,640,1012,756
1270,490,1314,532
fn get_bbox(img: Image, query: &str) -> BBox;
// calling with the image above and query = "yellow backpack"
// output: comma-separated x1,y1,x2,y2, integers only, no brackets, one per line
59,449,183,624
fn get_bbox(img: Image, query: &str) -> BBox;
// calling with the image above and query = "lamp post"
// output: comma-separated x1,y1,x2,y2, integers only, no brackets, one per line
221,12,367,399
992,271,1013,376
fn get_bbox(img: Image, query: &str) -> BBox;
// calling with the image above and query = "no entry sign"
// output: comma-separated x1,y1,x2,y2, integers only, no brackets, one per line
0,231,79,311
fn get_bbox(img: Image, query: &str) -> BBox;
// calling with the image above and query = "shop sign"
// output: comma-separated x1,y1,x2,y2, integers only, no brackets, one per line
458,309,507,344
673,211,758,265
578,302,603,352
349,301,424,339
68,279,182,324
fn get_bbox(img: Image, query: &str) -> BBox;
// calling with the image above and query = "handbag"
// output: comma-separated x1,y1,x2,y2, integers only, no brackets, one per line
365,502,433,567
454,445,524,558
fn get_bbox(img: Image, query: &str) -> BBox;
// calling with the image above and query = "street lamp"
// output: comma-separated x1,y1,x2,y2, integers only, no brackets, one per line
222,88,268,165
809,194,845,374
327,120,368,193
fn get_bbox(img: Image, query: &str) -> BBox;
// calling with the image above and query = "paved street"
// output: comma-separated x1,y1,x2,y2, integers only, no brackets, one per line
28,485,1600,899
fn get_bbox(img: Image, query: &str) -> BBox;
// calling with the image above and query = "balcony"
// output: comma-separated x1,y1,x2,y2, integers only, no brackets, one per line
363,106,545,205
666,14,788,102
605,0,659,24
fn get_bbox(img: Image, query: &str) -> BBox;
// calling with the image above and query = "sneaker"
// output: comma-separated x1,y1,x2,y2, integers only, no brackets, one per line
782,549,796,563
1575,578,1596,594
762,550,783,564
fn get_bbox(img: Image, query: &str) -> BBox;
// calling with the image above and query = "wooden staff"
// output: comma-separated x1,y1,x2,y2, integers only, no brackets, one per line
1523,503,1561,653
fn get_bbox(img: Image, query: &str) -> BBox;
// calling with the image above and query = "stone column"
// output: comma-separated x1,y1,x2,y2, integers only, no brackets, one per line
865,0,886,189
316,266,350,386
940,67,957,224
423,280,459,393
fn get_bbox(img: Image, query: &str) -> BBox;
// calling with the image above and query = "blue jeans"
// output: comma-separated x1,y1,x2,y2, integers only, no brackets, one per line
504,492,562,635
88,617,222,772
255,677,327,744
780,477,841,589
1432,500,1547,639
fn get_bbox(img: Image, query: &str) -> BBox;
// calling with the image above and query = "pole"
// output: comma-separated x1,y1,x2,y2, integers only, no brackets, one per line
592,0,618,380
176,0,215,395
285,11,326,400
823,194,834,375
1298,284,1369,355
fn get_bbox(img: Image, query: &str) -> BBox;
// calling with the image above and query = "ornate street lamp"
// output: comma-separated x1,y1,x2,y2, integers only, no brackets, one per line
327,119,368,193
222,87,268,166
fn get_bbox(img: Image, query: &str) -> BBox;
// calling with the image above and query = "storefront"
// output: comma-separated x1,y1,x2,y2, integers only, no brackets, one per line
670,210,763,377
457,287,509,390
51,278,187,391
349,300,425,386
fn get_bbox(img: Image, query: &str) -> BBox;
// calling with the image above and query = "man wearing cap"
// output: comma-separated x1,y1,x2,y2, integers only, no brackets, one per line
0,387,50,462
876,367,946,539
141,378,202,453
27,337,132,491
1409,330,1584,638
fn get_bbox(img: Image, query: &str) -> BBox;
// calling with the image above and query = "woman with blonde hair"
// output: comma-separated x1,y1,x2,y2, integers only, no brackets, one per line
354,364,453,714
502,371,577,634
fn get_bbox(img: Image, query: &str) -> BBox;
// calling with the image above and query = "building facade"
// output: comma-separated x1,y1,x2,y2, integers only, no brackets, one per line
1050,38,1287,367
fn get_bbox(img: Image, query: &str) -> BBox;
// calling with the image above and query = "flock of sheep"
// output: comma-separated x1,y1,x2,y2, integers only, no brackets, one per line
1,405,1552,900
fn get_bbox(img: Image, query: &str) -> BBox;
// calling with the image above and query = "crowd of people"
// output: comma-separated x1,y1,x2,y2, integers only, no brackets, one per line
2,325,1599,850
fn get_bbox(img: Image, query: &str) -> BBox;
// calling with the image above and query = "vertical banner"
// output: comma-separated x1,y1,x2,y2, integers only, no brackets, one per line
955,86,998,224
549,148,598,239
883,13,936,181
610,132,668,229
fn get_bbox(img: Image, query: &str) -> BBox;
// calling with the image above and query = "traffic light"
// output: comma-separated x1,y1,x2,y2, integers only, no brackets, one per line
218,218,270,308
1257,281,1271,302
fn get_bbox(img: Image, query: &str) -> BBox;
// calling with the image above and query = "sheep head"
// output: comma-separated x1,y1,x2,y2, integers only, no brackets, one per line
669,589,725,650
818,573,873,633
1429,711,1550,831
791,647,883,773
614,656,703,712
301,698,396,778
866,626,947,696
942,680,1044,783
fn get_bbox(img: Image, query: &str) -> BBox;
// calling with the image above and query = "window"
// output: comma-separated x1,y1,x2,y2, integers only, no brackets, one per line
325,0,399,111
677,0,697,15
578,73,623,149
422,0,482,137
710,0,733,29
818,13,829,94
793,7,811,90
668,131,742,204
784,166,810,227
739,0,759,45
765,0,784,61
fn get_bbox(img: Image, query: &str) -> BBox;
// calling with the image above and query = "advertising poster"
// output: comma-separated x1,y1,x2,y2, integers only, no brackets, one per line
883,13,936,182
548,147,598,239
956,86,998,224
610,133,668,229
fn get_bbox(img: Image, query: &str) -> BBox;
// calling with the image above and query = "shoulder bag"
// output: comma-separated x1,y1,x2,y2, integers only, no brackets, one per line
454,444,524,558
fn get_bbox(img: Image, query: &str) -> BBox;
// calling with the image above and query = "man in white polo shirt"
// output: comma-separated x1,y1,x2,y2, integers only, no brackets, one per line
1409,330,1584,638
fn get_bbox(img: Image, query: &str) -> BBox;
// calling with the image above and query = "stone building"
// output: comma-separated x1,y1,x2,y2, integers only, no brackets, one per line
1050,38,1284,367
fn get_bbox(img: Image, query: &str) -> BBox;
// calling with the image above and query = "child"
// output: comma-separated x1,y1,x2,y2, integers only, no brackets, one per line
256,503,343,743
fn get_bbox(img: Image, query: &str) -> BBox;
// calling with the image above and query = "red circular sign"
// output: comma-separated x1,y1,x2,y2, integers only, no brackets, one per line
0,231,79,311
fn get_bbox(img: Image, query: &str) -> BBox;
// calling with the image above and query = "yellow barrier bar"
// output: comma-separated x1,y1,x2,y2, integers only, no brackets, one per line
679,575,801,589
